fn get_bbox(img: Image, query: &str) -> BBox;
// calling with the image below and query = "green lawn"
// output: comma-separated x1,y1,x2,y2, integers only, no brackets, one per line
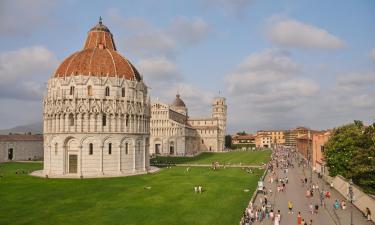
0,162,263,225
151,150,271,166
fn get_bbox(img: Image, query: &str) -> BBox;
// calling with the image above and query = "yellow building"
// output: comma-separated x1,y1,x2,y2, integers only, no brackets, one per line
256,130,285,147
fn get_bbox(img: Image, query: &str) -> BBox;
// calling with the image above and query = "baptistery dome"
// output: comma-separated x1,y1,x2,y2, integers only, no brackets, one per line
54,18,141,81
42,18,151,178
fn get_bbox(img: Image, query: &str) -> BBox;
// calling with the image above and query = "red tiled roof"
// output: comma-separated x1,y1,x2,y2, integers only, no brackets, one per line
53,19,141,81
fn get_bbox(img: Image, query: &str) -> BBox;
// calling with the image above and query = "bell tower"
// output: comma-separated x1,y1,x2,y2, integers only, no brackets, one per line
212,97,227,135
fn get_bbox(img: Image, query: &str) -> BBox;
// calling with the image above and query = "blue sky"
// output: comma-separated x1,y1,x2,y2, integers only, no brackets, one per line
0,0,374,133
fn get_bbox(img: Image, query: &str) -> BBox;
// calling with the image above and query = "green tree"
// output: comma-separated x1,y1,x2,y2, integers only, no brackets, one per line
324,120,375,194
236,131,247,136
225,135,232,149
324,121,364,177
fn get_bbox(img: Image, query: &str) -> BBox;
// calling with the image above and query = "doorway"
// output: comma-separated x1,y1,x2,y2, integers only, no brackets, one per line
69,155,78,173
8,148,13,160
169,146,174,155
155,144,161,155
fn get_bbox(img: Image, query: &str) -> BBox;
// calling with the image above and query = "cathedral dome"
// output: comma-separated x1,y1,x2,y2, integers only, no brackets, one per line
53,18,141,81
171,94,186,107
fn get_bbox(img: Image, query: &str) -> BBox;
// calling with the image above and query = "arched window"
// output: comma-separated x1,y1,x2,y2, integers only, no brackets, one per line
125,142,129,155
89,143,93,155
69,114,74,126
70,86,75,95
87,85,92,96
102,114,107,126
122,87,125,97
126,115,129,127
108,143,112,155
105,86,110,96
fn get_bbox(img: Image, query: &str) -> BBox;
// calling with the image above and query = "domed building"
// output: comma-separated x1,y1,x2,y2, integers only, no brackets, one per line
150,94,226,156
42,18,151,178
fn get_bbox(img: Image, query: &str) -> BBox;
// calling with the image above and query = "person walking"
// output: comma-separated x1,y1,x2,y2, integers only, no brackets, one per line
297,212,302,225
288,200,293,214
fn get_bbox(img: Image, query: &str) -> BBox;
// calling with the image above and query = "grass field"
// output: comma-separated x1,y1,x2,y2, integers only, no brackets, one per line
151,150,271,166
0,162,264,225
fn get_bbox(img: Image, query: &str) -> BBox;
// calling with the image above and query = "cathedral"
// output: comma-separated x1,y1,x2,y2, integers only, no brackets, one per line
149,94,227,156
42,19,151,178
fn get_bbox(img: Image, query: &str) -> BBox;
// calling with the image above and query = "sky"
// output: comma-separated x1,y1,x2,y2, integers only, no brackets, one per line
0,0,374,133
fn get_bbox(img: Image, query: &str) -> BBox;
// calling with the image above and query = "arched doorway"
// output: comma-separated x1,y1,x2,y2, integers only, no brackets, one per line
169,141,175,155
64,137,79,174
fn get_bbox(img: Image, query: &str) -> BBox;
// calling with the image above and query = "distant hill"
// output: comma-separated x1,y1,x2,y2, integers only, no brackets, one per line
0,122,43,135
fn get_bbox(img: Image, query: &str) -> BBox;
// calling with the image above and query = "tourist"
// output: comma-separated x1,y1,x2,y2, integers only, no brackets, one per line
270,209,275,220
309,219,313,225
341,200,346,210
365,207,371,221
309,203,314,214
333,200,340,209
314,203,319,214
198,185,202,193
194,186,198,193
301,219,305,225
297,212,302,225
288,200,293,214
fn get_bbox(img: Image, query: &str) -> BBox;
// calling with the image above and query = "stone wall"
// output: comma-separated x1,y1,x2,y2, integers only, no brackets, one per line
0,141,43,162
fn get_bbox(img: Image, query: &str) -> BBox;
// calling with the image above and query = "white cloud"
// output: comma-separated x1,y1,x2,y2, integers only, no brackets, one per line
225,49,322,131
336,72,375,92
0,46,58,100
370,49,375,62
201,0,255,16
137,57,181,83
0,0,57,35
107,11,213,57
168,17,213,45
266,18,345,49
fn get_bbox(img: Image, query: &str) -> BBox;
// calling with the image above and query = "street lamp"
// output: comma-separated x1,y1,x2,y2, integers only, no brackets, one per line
348,179,354,225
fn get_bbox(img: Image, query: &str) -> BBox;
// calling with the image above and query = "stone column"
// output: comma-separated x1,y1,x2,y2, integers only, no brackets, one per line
133,141,136,172
79,145,83,177
118,144,122,174
100,145,104,174
64,114,69,133
143,139,146,171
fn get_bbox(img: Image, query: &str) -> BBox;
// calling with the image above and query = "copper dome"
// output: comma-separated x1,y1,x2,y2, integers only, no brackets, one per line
54,18,141,81
171,94,186,107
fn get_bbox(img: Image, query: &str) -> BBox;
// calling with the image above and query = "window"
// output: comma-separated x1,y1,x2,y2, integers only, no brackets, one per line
201,140,204,144
105,86,110,96
87,85,92,96
102,114,107,126
122,87,125,97
108,143,112,155
70,86,75,95
89,143,93,155
126,115,129,126
69,114,74,126
321,146,325,153
125,143,128,154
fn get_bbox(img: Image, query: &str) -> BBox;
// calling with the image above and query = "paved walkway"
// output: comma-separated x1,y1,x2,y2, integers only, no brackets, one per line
252,161,373,225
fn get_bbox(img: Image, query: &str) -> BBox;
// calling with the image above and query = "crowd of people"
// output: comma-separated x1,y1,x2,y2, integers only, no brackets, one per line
240,144,373,225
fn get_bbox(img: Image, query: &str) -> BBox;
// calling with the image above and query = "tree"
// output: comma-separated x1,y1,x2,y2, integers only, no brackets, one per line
236,131,247,136
324,121,364,177
324,120,375,194
225,135,232,149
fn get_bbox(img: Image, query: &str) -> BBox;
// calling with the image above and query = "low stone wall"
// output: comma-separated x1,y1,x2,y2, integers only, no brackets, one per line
325,174,375,223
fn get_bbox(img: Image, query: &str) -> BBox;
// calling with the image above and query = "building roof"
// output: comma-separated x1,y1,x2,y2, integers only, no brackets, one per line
233,134,255,140
0,134,43,142
171,94,186,107
54,18,141,81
